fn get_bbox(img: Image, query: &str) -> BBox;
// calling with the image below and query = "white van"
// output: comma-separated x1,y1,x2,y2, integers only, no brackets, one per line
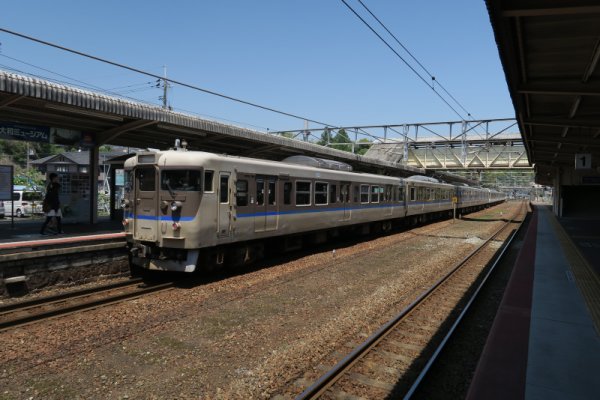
5,186,44,217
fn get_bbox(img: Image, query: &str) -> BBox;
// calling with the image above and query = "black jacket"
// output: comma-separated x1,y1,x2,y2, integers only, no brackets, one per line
44,182,61,211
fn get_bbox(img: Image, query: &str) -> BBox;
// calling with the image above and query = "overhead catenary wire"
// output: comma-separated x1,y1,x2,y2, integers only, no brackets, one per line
0,27,336,128
354,0,486,139
355,0,475,119
0,54,272,131
338,0,465,121
340,0,488,140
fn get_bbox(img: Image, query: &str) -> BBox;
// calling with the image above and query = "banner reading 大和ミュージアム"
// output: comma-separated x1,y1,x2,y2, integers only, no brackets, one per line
0,122,50,143
0,165,13,201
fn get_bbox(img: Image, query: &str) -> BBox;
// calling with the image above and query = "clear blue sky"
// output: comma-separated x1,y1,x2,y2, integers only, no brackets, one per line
0,1,513,133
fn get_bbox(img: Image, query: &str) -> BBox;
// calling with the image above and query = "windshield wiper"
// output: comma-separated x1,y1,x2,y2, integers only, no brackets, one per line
165,180,176,197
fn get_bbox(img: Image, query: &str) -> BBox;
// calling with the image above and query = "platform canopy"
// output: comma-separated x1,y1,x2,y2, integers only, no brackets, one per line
486,0,600,185
0,70,422,174
0,70,480,185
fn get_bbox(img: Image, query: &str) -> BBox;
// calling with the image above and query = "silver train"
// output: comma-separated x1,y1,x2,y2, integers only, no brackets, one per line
123,146,505,273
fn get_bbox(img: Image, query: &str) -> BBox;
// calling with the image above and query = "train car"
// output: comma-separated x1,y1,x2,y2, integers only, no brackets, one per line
123,148,406,273
123,145,506,274
404,176,455,222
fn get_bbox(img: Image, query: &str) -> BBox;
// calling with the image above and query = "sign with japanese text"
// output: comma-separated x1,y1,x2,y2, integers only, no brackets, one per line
0,122,50,143
0,165,13,201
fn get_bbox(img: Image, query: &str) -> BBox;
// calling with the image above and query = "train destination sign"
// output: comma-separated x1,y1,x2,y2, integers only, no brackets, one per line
0,122,50,143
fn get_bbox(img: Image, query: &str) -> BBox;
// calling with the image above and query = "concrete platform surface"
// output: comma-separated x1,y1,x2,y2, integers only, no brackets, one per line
467,205,600,400
0,217,123,245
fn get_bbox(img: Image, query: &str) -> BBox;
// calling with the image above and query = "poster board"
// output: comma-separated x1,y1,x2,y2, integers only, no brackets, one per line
0,165,13,201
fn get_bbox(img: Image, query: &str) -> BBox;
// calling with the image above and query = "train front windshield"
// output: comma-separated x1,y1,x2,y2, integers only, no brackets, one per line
161,170,202,192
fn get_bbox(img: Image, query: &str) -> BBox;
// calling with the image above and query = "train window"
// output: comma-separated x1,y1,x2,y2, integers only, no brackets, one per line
296,181,311,206
353,185,359,203
360,185,369,203
161,170,201,192
124,170,133,193
410,187,416,202
315,182,328,205
330,184,337,204
137,168,155,191
256,180,265,206
204,170,214,192
220,175,229,203
370,186,379,203
268,180,276,205
283,182,292,205
236,180,248,206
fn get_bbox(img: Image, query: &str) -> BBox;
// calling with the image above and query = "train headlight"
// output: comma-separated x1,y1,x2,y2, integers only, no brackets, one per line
172,222,181,230
122,219,129,226
170,201,182,211
121,199,130,209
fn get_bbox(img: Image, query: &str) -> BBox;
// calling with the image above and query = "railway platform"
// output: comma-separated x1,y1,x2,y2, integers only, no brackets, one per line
467,204,600,400
0,219,128,297
0,218,123,245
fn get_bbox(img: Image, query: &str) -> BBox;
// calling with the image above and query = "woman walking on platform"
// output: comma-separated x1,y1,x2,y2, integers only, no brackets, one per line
40,173,64,235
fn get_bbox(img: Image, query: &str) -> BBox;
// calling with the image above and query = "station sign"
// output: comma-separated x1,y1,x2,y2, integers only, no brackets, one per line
452,196,458,204
0,165,13,201
0,122,50,143
50,127,83,145
575,153,592,170
582,176,600,185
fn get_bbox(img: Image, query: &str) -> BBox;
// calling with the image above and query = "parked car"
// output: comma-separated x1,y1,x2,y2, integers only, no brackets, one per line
0,201,5,219
5,186,44,217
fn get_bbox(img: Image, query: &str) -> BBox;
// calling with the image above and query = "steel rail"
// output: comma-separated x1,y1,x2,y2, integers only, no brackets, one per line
296,201,526,399
0,278,142,313
403,201,528,399
0,280,174,332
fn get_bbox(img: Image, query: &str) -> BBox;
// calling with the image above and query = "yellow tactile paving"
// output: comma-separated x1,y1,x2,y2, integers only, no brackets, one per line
543,206,600,335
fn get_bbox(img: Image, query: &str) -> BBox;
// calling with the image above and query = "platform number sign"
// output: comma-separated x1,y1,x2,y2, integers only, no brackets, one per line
575,153,592,170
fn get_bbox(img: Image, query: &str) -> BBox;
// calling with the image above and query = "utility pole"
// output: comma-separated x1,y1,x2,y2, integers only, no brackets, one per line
303,120,309,142
160,66,170,109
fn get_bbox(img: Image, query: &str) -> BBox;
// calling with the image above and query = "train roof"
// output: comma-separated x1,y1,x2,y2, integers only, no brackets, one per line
125,150,405,183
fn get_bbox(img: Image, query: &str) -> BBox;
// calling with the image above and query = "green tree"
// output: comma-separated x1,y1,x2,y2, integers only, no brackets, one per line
13,168,45,190
279,132,297,139
356,138,372,155
317,128,352,152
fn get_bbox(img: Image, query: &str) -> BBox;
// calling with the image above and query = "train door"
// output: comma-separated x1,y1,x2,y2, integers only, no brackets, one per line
384,185,393,216
133,167,158,241
254,175,278,232
340,182,351,221
217,172,232,237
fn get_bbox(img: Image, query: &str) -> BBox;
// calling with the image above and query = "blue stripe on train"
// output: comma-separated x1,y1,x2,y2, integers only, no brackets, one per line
237,200,452,218
125,200,455,221
124,213,195,222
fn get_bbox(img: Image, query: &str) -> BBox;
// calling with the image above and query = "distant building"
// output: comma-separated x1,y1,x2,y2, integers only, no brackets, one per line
31,150,130,192
30,150,133,221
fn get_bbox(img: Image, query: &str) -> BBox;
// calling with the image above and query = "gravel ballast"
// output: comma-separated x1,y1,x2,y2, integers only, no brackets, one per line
0,202,521,399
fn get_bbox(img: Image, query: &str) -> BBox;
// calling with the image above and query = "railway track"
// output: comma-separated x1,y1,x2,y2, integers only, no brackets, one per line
296,201,528,399
0,278,175,332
